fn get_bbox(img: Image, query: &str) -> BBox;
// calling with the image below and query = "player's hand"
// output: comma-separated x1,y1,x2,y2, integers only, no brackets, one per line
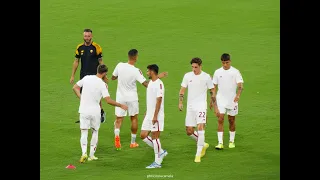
179,103,183,111
120,104,128,110
234,96,240,103
152,118,158,125
158,72,168,79
70,76,75,84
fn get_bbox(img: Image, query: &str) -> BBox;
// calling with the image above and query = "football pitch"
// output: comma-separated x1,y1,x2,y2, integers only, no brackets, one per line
40,0,280,179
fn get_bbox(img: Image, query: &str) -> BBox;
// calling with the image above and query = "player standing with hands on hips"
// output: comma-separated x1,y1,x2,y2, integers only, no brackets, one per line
72,65,128,163
211,53,244,149
178,57,216,163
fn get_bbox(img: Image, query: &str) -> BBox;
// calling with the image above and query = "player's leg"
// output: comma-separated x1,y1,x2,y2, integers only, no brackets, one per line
194,110,208,163
114,101,127,150
88,114,101,161
140,115,154,148
227,104,238,148
100,101,106,123
185,109,198,141
129,115,139,148
79,114,90,163
215,105,226,150
140,116,166,153
114,116,124,150
146,120,166,168
128,101,139,148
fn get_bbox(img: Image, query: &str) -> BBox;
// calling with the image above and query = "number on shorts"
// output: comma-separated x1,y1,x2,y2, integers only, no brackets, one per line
199,112,206,118
234,106,238,110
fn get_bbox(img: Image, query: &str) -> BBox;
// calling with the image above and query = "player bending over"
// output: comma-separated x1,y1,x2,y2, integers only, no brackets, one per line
140,64,168,169
211,53,244,149
179,57,215,163
111,49,167,150
72,64,128,163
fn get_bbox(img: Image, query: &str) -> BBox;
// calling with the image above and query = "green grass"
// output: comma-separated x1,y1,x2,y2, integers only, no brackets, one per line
40,0,280,179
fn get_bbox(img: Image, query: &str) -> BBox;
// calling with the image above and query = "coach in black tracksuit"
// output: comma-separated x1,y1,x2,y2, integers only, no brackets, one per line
69,29,108,123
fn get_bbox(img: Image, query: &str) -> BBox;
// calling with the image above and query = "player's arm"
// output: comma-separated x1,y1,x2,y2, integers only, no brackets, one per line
206,75,217,109
209,86,218,109
72,79,84,99
153,83,164,124
141,73,168,87
95,43,104,64
135,69,148,88
234,70,244,102
179,87,186,105
178,74,188,111
104,97,124,108
210,72,218,104
111,63,119,80
141,71,168,88
101,84,128,110
236,83,243,96
70,46,81,84
71,58,80,77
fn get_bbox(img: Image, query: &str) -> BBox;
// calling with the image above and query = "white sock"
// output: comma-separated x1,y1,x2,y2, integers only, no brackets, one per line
80,130,88,155
143,136,164,153
196,130,205,156
89,130,98,157
218,132,223,144
189,131,198,141
131,134,136,144
229,131,236,142
114,128,120,137
152,139,162,164
143,136,154,147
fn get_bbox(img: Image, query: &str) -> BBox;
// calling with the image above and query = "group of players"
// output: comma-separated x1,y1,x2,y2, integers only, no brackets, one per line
70,29,244,169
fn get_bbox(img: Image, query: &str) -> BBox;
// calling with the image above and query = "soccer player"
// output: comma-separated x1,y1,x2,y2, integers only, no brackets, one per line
72,64,128,163
211,53,244,149
111,49,167,150
140,64,168,169
70,28,108,123
178,57,215,163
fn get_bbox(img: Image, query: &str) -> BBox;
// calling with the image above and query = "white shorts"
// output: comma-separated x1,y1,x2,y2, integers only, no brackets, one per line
115,100,139,117
141,116,164,132
218,104,238,116
185,108,207,127
79,113,101,130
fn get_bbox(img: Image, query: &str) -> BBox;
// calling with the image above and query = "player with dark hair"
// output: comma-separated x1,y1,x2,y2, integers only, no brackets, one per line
211,53,244,149
179,57,216,163
140,64,168,168
111,49,168,150
70,29,108,123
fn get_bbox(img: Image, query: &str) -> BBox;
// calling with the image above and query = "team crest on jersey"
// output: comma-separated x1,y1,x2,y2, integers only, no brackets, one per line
90,50,93,53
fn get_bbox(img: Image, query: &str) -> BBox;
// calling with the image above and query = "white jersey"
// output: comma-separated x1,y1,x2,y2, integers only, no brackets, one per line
212,66,244,108
112,62,147,102
76,75,110,114
145,79,165,120
181,71,214,110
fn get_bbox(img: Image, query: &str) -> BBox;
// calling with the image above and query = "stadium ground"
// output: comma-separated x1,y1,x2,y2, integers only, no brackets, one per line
40,0,280,179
